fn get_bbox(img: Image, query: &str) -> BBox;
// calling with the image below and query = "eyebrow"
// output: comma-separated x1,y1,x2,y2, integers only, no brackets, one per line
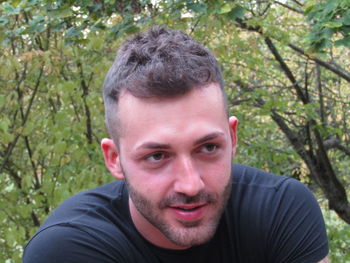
136,143,171,150
193,132,225,146
136,132,225,151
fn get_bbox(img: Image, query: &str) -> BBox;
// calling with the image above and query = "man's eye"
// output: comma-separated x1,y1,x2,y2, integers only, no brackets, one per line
201,144,218,153
146,152,165,162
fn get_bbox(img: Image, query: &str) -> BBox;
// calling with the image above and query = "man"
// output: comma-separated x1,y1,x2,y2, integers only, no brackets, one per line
24,26,329,262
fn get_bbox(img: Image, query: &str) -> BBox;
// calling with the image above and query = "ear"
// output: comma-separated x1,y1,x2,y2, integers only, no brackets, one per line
101,138,125,180
229,116,238,157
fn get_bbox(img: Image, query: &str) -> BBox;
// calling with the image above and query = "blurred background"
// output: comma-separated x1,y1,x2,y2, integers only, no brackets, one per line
0,0,349,262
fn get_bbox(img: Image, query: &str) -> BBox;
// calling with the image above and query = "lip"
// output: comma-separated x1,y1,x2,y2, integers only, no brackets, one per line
168,203,207,222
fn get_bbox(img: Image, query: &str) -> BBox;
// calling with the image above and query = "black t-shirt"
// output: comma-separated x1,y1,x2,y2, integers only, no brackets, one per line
23,164,328,262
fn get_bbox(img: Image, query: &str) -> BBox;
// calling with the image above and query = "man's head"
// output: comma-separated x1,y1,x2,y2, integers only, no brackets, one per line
103,26,227,143
101,26,238,250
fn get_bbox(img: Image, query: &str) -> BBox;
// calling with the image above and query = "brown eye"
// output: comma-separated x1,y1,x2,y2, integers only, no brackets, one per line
201,144,218,153
146,152,165,162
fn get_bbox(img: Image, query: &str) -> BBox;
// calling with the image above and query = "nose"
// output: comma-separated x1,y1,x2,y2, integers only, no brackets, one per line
173,157,205,197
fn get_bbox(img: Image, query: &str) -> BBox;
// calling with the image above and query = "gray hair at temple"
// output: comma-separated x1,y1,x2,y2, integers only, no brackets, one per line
103,26,227,143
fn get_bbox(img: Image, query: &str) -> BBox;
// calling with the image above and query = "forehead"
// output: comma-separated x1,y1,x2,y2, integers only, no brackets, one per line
118,83,225,113
116,84,228,142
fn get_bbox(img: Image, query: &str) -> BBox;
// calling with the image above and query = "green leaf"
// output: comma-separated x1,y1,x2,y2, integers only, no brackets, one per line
321,27,335,38
0,17,9,27
5,229,15,246
62,81,75,93
342,10,350,26
304,2,316,15
21,175,33,189
22,122,35,136
51,20,66,32
26,14,46,33
218,3,234,14
42,180,54,194
310,37,332,51
55,141,67,155
304,102,319,120
227,5,245,20
334,36,350,47
2,2,21,15
48,7,73,19
1,133,15,144
323,21,343,28
324,0,338,15
187,3,207,14
124,25,140,34
0,117,10,132
4,183,15,193
65,26,83,39
340,26,350,34
18,205,31,218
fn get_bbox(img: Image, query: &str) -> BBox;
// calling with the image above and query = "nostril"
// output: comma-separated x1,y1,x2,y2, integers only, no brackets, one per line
173,175,204,196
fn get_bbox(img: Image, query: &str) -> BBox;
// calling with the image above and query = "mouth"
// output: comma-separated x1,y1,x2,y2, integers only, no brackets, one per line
168,203,208,222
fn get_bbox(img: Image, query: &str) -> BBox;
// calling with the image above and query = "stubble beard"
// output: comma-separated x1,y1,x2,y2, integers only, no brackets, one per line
125,173,232,248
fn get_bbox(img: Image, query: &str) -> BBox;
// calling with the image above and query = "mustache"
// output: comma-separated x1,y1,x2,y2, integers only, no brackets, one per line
159,191,218,209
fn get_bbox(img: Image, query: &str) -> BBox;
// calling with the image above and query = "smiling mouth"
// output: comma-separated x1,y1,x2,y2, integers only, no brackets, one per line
176,207,200,211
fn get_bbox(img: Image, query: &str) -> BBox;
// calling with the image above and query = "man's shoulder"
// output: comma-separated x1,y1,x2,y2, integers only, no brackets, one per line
23,180,142,262
23,224,125,262
23,221,152,263
232,163,292,189
39,180,125,227
225,163,328,262
230,163,317,209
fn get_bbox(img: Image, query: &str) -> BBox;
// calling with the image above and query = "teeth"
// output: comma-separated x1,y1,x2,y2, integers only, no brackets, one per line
178,207,196,211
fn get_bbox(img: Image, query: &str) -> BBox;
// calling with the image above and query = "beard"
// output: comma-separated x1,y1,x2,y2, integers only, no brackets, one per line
124,171,232,248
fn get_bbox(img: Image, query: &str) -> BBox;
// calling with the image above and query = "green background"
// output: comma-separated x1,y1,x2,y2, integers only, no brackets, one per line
1,0,350,262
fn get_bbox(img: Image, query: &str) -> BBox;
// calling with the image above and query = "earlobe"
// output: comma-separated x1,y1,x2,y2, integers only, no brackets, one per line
229,116,238,156
101,138,125,180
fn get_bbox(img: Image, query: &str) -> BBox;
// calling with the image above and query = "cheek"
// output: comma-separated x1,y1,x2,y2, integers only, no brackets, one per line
199,159,231,186
125,167,173,201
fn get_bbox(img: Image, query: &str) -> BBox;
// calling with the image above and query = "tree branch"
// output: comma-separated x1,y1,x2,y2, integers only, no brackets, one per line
324,138,350,156
264,37,308,104
270,110,314,168
291,0,303,6
0,156,22,188
232,79,350,222
273,1,303,14
234,18,350,83
24,136,40,188
315,65,326,126
288,43,350,82
77,61,93,145
0,66,44,174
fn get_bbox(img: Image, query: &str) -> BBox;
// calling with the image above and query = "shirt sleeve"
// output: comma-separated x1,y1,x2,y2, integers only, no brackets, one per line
23,225,127,263
266,178,329,263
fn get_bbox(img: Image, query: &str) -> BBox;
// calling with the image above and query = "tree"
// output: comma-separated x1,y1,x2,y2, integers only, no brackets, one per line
0,0,117,260
305,0,350,51
228,0,350,224
1,0,349,261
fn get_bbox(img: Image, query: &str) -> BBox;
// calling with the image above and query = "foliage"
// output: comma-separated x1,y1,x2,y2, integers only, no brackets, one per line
305,0,350,52
323,206,350,262
0,0,349,262
0,1,117,261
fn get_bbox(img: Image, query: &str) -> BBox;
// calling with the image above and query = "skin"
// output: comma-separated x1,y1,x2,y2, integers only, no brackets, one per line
102,83,237,250
101,82,329,261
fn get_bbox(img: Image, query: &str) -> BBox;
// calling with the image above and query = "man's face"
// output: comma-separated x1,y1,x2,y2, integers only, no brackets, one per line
102,83,237,249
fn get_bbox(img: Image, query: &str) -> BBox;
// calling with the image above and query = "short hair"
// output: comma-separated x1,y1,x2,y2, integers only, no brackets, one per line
103,26,226,142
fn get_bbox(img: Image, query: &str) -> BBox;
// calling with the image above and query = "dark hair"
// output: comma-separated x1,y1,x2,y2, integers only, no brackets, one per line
103,26,226,140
